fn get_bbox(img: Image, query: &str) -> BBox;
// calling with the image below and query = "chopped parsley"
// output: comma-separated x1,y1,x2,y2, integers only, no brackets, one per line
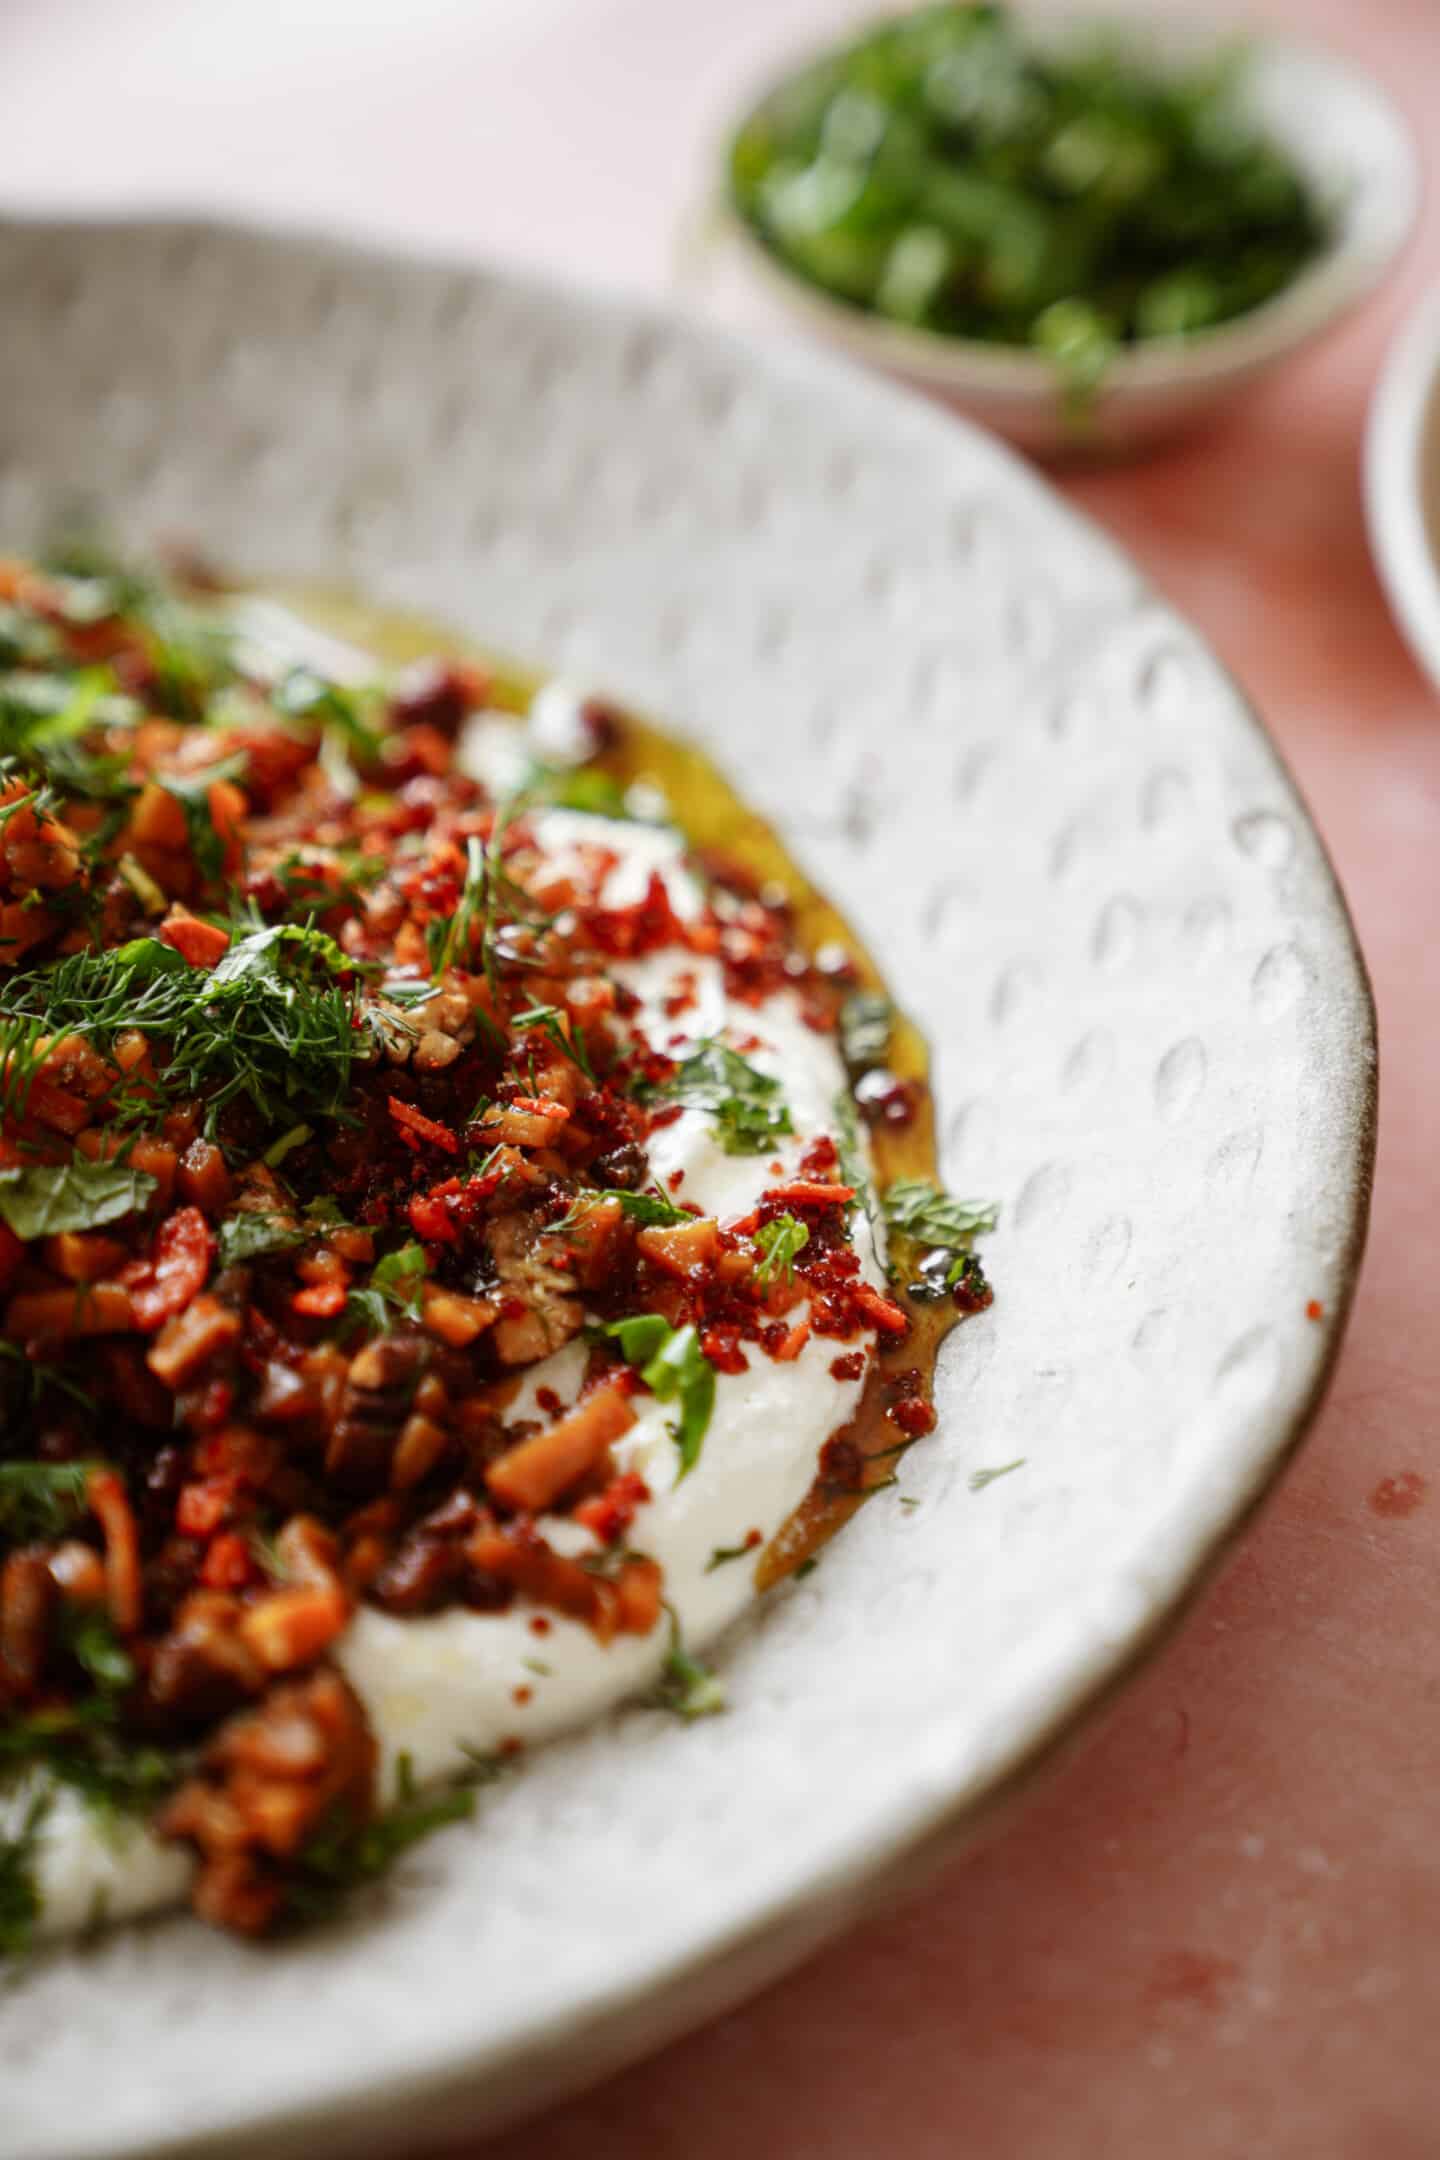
343,1241,428,1337
604,1314,715,1478
969,1458,1025,1492
753,1212,810,1287
216,1212,306,1270
285,1751,474,1922
655,1611,727,1721
652,1040,792,1155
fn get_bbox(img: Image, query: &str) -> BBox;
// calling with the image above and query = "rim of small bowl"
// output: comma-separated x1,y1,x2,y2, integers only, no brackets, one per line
721,18,1420,405
1365,283,1440,696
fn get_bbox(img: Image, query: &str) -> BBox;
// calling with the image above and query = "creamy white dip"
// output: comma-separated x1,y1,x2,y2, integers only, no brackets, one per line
18,682,883,1936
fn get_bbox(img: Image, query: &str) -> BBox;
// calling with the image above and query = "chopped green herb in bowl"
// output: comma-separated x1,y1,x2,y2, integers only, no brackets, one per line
723,4,1415,451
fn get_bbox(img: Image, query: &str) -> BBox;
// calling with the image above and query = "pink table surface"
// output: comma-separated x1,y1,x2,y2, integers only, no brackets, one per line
3,2,1437,2154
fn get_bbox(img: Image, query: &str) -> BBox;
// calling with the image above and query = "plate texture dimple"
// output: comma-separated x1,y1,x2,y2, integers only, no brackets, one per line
0,219,1374,2160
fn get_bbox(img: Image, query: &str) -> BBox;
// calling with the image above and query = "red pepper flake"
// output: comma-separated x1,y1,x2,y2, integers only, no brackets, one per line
851,1282,911,1337
772,1320,811,1363
510,1095,568,1122
512,1686,533,1707
701,1323,748,1375
176,1478,234,1539
388,1096,460,1154
888,1394,935,1438
199,1530,255,1591
764,1180,856,1210
529,1614,552,1636
535,1387,563,1417
830,1351,865,1382
293,1282,348,1318
1306,1299,1324,1322
666,1169,685,1192
573,1469,652,1545
409,1192,459,1243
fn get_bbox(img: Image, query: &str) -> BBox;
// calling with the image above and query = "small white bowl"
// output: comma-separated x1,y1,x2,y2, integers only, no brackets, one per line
723,18,1419,456
1366,284,1440,697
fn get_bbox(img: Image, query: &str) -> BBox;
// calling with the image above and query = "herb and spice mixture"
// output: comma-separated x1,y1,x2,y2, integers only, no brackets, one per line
728,1,1331,405
0,544,992,1953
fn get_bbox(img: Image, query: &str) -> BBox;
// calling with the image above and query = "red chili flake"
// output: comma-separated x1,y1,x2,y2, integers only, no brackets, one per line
293,1282,347,1318
409,1192,459,1243
529,1615,552,1636
830,1351,866,1382
573,1470,652,1544
648,1103,685,1131
176,1478,234,1539
388,1096,460,1154
764,1180,856,1210
850,1282,911,1337
512,1686,533,1707
1306,1299,1324,1322
199,1531,255,1591
666,1169,685,1192
511,1094,568,1121
700,1323,748,1375
772,1320,811,1363
888,1395,936,1438
535,1388,563,1417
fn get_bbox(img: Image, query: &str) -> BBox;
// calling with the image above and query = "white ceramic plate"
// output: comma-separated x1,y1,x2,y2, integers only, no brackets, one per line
1366,282,1440,697
0,217,1373,2160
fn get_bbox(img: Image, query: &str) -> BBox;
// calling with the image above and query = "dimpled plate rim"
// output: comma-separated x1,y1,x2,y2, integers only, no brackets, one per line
0,215,1375,2160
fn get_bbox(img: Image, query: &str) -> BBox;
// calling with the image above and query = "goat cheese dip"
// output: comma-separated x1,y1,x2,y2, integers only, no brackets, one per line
0,556,990,1950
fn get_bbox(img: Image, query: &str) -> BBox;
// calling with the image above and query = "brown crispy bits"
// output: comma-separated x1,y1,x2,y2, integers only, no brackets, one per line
157,1667,377,1936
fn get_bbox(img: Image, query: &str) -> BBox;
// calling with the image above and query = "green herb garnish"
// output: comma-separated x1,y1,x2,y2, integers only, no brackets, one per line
555,1185,689,1233
0,1462,100,1545
285,1751,474,1921
0,1161,156,1241
727,5,1331,413
705,1538,758,1573
604,1314,716,1479
216,1212,306,1270
157,754,247,883
969,1458,1025,1491
882,1178,997,1246
652,1040,792,1156
0,923,366,1139
753,1213,810,1287
655,1611,727,1721
511,1003,594,1082
343,1240,428,1337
